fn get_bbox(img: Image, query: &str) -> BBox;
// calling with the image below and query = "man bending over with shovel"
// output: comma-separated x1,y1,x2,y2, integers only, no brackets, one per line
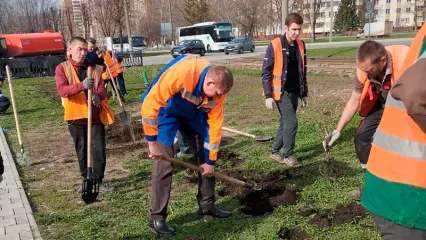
56,37,115,193
140,54,233,236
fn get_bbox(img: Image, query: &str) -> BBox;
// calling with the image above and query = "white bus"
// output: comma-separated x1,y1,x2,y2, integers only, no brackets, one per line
178,22,234,52
105,35,146,52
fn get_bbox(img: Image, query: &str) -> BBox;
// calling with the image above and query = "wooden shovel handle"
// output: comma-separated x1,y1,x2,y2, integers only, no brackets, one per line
5,66,23,150
222,127,256,139
162,155,254,188
87,67,93,169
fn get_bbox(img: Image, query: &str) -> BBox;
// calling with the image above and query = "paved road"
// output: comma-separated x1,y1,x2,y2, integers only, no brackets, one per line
143,38,413,66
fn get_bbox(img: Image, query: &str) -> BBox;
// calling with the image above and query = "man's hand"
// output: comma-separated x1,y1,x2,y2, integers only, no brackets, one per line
82,77,94,89
92,94,100,107
322,130,341,151
302,97,308,108
265,98,274,110
201,163,215,177
148,141,163,160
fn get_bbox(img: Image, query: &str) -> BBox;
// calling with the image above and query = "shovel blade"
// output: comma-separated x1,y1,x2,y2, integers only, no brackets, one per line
81,179,100,204
119,110,132,125
254,136,274,142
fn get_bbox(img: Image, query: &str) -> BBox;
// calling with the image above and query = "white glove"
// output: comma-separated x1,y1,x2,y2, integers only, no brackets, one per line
323,130,341,151
265,98,274,110
302,97,308,108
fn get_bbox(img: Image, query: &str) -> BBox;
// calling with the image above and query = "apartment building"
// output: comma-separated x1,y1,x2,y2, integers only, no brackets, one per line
374,0,424,27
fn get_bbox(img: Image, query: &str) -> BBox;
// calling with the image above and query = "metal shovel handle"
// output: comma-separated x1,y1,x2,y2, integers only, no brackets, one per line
162,156,255,189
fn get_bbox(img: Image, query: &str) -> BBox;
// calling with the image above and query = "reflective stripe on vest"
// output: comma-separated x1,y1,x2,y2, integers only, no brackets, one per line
367,92,426,188
270,37,305,101
357,45,409,117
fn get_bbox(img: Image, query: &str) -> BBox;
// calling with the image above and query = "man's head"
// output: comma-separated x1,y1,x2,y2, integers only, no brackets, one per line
203,66,234,98
285,13,303,41
356,40,387,79
88,38,97,52
68,37,88,64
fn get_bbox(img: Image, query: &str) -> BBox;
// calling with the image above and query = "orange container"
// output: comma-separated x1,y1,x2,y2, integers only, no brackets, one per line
2,31,65,57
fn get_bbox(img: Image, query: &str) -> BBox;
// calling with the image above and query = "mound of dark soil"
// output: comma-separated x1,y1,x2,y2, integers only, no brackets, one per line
307,203,368,228
278,227,308,240
217,169,296,216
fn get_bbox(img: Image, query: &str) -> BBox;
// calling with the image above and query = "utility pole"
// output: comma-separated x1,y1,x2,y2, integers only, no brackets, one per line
169,0,174,46
329,0,334,42
124,0,133,52
282,0,288,34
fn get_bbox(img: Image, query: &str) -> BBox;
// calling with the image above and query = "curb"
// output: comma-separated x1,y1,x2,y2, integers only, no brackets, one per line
0,128,42,240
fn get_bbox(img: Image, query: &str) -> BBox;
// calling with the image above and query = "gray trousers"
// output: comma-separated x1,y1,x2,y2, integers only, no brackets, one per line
150,123,216,220
373,214,426,240
272,91,299,157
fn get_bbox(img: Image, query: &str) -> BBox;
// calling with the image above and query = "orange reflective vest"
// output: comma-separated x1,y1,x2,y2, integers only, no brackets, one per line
140,54,224,163
101,51,117,80
114,58,123,74
61,61,114,125
270,37,305,100
362,23,426,230
357,45,409,117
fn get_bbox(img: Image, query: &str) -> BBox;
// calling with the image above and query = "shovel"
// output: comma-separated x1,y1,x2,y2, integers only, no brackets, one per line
5,65,30,166
81,67,100,204
162,155,261,190
103,53,132,125
222,126,273,142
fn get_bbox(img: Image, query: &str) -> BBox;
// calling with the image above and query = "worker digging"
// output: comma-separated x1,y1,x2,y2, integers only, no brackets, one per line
0,7,425,240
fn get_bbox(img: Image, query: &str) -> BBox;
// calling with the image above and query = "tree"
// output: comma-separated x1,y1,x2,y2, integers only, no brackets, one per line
183,0,210,25
304,0,323,42
333,0,360,34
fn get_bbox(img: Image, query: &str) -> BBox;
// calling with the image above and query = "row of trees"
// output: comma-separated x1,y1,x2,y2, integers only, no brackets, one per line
0,0,421,45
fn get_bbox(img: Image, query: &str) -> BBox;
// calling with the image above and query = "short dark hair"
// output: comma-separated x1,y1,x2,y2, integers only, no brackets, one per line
69,36,88,46
285,13,304,26
88,38,97,45
357,40,387,64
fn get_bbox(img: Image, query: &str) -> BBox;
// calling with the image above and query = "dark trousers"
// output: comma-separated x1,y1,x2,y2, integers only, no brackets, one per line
354,107,384,168
68,123,106,180
373,214,426,240
272,91,299,157
151,123,215,220
115,73,127,95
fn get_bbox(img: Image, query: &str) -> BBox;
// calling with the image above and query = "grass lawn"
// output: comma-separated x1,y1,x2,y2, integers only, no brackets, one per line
308,47,357,57
0,63,381,240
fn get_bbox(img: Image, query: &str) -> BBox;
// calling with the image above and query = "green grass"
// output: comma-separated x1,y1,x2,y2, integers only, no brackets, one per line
308,47,357,57
0,64,381,240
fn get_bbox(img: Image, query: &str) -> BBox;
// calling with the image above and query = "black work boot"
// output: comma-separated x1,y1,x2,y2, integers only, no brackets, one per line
197,205,232,219
148,219,176,235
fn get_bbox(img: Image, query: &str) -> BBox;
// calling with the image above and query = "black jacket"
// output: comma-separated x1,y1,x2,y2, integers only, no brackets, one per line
261,34,308,98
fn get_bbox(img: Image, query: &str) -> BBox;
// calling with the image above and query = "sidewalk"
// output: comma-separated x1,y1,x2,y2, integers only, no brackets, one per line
0,129,41,240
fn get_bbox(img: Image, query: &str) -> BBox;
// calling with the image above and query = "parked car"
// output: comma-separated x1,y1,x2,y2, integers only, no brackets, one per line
224,38,255,54
171,40,206,58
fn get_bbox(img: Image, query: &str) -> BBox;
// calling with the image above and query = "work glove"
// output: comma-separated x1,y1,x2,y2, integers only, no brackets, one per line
92,94,100,107
82,77,94,90
265,98,274,110
302,97,308,108
322,130,341,151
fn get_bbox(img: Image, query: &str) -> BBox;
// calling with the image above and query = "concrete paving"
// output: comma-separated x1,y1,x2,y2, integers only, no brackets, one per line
0,129,42,240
